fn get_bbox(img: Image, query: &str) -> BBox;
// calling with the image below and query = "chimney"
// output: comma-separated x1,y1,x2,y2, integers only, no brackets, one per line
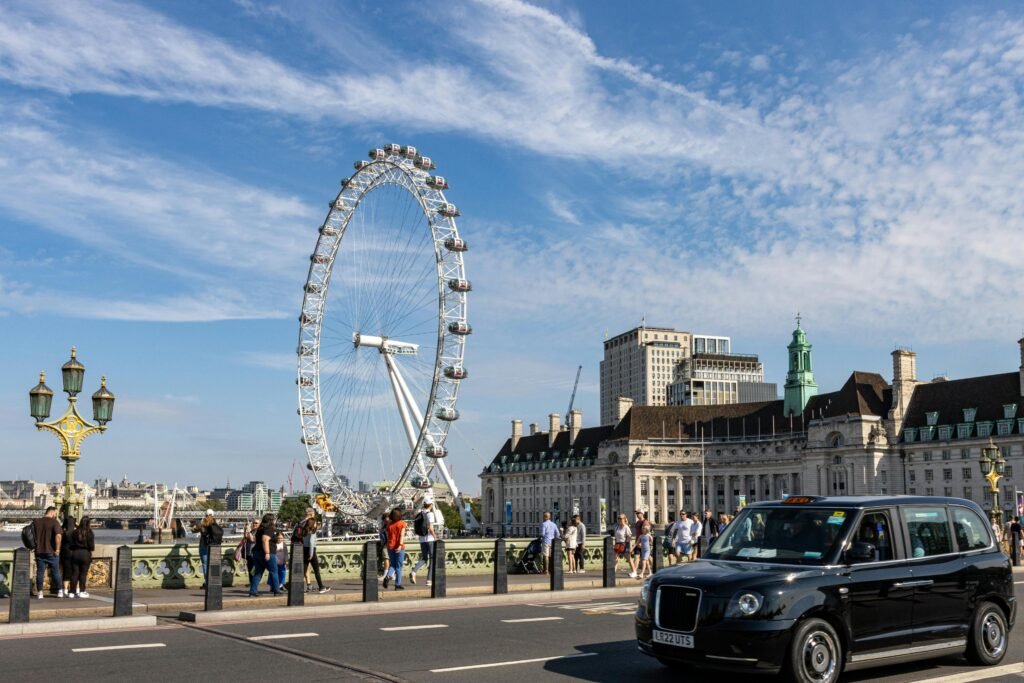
511,419,522,450
548,413,560,447
569,409,582,442
1019,338,1024,398
615,396,634,423
888,349,919,435
529,423,538,435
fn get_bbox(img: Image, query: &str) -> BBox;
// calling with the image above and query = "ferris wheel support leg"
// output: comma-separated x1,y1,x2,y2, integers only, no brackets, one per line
384,355,420,453
391,357,455,493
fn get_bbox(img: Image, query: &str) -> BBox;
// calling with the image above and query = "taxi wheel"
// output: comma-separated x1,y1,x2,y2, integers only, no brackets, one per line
965,601,1008,666
786,618,842,683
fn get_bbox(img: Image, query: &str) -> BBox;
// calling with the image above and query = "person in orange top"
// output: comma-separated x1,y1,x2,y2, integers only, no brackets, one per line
383,508,407,590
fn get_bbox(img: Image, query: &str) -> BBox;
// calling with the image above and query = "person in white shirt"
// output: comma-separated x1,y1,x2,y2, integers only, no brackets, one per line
410,498,436,586
689,512,703,561
671,512,694,563
564,522,578,573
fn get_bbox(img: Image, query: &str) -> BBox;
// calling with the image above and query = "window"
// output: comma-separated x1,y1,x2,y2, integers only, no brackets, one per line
943,469,952,481
942,450,951,460
851,510,894,561
963,408,977,422
977,422,993,437
1005,466,1014,478
925,470,934,482
926,411,940,426
951,507,991,551
962,468,972,480
909,470,917,482
961,448,971,459
963,486,972,499
957,424,972,439
923,452,933,462
1004,404,1017,419
997,421,1012,436
909,487,917,495
926,487,935,496
944,486,953,497
939,426,953,441
902,506,953,557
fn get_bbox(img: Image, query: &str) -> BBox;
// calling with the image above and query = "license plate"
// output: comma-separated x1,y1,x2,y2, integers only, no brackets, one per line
653,630,694,648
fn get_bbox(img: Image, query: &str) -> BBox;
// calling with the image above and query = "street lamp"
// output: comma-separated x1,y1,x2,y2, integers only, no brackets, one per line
978,438,1005,526
29,347,115,523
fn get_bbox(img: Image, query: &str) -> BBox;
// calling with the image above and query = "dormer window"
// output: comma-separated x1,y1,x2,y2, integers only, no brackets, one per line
938,426,953,441
926,411,940,426
903,428,917,442
957,424,972,439
976,421,993,438
963,408,977,422
1003,404,1017,419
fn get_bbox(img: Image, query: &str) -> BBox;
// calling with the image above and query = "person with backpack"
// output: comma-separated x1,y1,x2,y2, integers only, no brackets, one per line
410,498,436,586
30,506,64,598
383,508,406,590
297,508,329,593
68,516,96,598
194,509,222,589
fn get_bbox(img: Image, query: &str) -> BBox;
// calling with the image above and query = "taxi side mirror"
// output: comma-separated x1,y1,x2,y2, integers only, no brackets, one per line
847,542,876,564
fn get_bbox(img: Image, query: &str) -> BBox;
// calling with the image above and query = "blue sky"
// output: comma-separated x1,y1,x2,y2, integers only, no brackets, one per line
2,0,1023,494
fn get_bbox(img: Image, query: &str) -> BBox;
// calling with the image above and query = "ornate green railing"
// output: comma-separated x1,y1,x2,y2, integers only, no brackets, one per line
0,548,12,596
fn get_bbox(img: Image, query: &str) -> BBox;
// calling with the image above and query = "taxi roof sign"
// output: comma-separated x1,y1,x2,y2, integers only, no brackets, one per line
782,495,821,504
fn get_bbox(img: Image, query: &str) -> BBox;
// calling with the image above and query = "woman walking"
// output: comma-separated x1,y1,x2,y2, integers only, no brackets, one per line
564,520,578,573
300,508,329,593
60,516,76,598
383,508,406,590
379,512,392,583
613,514,633,575
194,510,219,589
68,516,95,598
248,513,281,596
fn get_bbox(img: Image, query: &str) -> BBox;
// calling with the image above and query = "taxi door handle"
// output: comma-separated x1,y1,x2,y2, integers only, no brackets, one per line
892,580,934,589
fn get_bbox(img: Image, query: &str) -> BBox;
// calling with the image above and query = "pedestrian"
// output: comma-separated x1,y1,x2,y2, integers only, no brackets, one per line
703,510,720,542
572,513,586,574
638,522,653,579
410,497,437,586
564,519,578,573
274,531,288,587
379,512,392,583
718,513,730,532
662,513,676,566
630,510,646,577
539,511,560,574
243,519,258,576
33,506,64,599
690,511,703,561
193,509,221,589
671,511,693,563
383,508,406,590
613,514,633,575
299,508,329,593
247,513,281,596
68,515,95,598
60,516,76,598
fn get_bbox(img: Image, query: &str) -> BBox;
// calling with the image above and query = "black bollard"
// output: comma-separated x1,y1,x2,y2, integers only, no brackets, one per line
1012,531,1021,567
652,535,661,574
493,538,508,594
204,543,222,611
431,540,446,598
113,545,133,617
550,537,564,591
288,541,304,607
362,540,378,602
603,535,616,588
9,548,30,624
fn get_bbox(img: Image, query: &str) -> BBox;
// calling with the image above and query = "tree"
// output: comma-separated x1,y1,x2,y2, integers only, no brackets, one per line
468,499,482,524
205,499,227,512
436,501,463,531
277,494,312,525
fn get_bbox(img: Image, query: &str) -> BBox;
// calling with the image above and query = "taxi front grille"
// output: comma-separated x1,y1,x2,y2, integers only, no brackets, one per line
656,585,701,633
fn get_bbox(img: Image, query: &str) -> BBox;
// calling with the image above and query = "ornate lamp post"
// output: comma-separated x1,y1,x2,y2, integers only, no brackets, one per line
978,438,1005,526
29,347,115,523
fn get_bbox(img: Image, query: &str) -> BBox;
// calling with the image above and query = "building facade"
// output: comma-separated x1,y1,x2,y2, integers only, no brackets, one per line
666,351,777,406
481,327,1024,537
600,326,690,425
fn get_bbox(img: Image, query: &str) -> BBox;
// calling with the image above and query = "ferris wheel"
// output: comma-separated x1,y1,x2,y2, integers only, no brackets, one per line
297,144,471,524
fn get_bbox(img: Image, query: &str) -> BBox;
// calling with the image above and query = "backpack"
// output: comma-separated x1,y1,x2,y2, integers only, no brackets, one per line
208,522,224,544
291,524,305,544
413,512,427,536
21,522,36,550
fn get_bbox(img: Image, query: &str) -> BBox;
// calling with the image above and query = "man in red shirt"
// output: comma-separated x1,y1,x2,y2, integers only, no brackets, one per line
33,507,64,598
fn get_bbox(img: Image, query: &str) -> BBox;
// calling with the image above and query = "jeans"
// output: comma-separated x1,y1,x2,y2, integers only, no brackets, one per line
35,553,62,592
412,541,433,580
199,544,209,582
575,545,584,570
249,552,281,595
386,548,405,586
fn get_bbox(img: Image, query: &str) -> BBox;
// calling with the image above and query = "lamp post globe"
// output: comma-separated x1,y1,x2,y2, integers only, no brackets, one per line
61,346,85,397
979,439,1004,525
92,376,115,425
29,372,54,422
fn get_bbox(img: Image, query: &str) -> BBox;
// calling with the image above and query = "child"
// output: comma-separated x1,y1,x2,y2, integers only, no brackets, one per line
638,522,653,579
274,531,288,587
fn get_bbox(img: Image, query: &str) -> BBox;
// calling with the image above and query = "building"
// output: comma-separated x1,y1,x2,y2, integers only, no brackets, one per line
228,481,282,514
666,351,777,406
0,480,51,508
480,324,1024,536
600,325,690,425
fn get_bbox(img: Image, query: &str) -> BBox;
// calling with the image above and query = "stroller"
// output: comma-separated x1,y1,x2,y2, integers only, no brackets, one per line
513,538,543,574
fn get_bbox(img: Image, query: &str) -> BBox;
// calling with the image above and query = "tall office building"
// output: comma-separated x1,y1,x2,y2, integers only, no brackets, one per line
600,326,690,425
667,348,777,406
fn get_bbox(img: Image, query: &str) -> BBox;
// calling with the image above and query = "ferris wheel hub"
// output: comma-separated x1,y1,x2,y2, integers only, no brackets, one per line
352,332,420,355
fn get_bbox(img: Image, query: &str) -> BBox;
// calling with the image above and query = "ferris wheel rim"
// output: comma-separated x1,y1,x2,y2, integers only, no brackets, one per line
296,149,468,519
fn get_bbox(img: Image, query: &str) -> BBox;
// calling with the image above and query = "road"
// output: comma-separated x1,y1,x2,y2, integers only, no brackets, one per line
1,592,1021,683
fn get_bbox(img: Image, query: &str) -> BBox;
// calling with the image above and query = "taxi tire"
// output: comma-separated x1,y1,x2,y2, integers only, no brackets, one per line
786,618,842,683
965,601,1008,666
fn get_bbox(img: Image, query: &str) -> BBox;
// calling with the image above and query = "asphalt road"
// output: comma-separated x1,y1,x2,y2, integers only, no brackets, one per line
1,591,1022,683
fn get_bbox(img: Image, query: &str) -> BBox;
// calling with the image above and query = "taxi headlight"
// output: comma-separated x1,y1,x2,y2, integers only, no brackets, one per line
727,591,763,617
640,577,652,605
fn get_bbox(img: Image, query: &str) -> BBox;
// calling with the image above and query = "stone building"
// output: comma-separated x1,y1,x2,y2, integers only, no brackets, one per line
480,324,1024,537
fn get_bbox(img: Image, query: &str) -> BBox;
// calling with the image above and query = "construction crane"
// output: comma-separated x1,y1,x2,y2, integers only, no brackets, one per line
565,365,582,425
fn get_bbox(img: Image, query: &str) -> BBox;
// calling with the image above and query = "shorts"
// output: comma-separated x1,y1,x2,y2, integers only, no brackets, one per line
542,543,552,557
640,550,651,562
675,542,692,555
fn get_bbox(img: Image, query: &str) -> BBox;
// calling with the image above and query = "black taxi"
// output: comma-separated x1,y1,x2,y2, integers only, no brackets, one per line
636,495,1016,683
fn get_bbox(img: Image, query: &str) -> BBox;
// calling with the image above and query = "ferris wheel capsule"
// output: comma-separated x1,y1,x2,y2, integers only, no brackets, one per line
436,202,460,217
319,225,339,236
426,176,448,190
383,143,402,156
369,148,387,161
447,321,472,335
340,177,350,187
401,145,418,158
414,155,436,170
354,160,371,171
443,365,468,380
447,278,472,292
435,407,460,421
411,476,432,489
444,237,468,252
425,445,448,458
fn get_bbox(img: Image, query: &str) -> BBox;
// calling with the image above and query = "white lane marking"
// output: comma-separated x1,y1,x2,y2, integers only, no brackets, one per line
380,624,448,632
557,602,623,610
72,643,166,653
501,617,564,623
1014,581,1024,585
431,652,598,673
248,632,319,641
908,662,1024,683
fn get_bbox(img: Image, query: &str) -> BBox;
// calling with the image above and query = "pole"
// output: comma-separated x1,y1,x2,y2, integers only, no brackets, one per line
493,538,508,594
113,545,133,617
204,544,222,611
8,548,30,624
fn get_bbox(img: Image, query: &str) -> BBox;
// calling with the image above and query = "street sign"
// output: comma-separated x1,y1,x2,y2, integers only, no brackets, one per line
505,500,512,526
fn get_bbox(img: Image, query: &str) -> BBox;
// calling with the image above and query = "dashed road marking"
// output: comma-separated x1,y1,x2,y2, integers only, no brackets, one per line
430,652,598,673
72,643,166,653
380,624,448,632
248,632,319,641
501,617,564,623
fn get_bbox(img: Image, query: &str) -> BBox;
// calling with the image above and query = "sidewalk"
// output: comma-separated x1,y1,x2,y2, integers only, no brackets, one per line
1,569,642,623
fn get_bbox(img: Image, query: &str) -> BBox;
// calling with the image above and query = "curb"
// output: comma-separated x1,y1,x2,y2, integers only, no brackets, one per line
0,615,157,637
180,585,641,623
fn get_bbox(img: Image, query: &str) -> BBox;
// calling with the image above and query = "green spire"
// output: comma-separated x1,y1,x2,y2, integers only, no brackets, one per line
784,314,817,417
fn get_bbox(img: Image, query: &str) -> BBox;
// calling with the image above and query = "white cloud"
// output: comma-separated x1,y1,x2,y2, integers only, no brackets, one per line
545,193,581,225
750,54,771,71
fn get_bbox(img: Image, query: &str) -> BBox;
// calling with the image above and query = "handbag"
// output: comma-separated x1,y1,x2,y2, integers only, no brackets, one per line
613,542,626,555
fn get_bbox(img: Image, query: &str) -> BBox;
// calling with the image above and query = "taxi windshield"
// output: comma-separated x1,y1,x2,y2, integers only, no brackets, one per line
705,506,854,565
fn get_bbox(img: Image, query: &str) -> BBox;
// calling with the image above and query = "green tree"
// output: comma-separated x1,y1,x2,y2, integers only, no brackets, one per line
436,501,463,531
205,499,226,512
277,494,312,525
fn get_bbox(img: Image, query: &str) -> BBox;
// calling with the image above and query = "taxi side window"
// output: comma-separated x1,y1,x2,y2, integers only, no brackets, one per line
853,511,893,561
901,506,954,557
951,507,991,551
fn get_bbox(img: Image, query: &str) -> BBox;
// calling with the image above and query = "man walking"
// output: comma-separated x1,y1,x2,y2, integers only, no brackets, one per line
690,511,703,561
572,513,586,573
539,512,560,574
671,511,694,563
410,497,436,586
33,506,64,598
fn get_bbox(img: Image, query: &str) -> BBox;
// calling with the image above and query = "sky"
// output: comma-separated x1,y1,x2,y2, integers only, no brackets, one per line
1,0,1024,495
